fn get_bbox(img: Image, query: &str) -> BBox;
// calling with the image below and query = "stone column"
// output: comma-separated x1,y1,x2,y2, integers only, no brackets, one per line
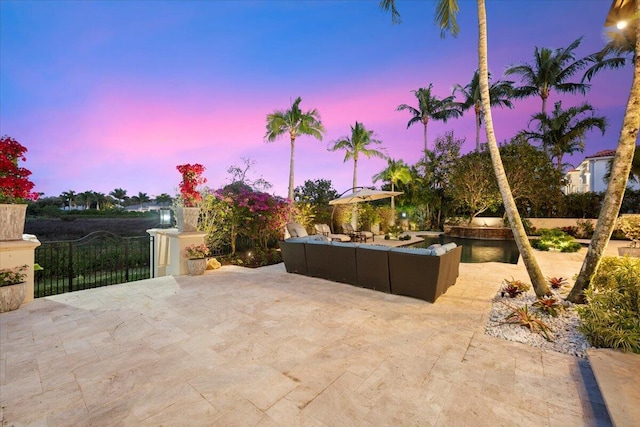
146,228,176,278
165,230,208,276
0,234,41,306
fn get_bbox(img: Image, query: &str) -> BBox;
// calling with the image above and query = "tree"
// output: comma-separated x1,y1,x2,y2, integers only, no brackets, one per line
505,37,590,115
396,84,462,154
519,101,607,179
448,151,501,223
155,193,173,206
380,0,551,297
454,70,514,151
226,157,272,191
60,190,76,210
605,145,640,185
329,121,387,226
136,192,151,206
372,158,412,225
568,2,640,303
294,179,339,205
264,97,325,201
110,188,127,207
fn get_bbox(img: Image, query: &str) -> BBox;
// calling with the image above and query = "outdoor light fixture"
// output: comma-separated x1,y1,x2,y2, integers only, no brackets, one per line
605,0,636,28
159,208,172,228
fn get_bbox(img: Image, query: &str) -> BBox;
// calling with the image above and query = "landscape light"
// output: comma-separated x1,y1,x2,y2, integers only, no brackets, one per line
159,208,172,228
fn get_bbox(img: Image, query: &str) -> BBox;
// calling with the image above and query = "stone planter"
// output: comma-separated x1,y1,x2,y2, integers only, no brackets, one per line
618,247,640,258
0,204,27,241
187,258,207,276
174,207,200,232
0,282,26,313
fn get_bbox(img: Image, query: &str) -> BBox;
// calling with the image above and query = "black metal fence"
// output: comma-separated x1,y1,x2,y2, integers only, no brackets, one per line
34,231,151,298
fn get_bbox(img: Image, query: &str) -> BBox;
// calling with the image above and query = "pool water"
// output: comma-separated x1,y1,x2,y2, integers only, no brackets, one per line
412,236,520,264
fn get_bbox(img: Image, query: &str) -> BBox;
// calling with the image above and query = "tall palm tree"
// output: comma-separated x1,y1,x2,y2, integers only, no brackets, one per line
60,190,76,210
453,70,514,151
329,122,387,226
265,97,325,202
155,193,173,206
137,192,151,206
110,188,127,207
569,1,640,303
396,84,461,154
505,37,591,115
380,0,551,297
520,101,607,179
372,158,412,225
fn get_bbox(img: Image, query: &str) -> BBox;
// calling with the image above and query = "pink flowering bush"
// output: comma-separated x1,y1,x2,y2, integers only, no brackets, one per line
0,136,38,204
176,164,206,207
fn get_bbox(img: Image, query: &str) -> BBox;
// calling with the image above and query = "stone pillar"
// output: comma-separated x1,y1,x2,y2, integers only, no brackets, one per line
0,234,41,306
146,228,176,278
165,230,207,276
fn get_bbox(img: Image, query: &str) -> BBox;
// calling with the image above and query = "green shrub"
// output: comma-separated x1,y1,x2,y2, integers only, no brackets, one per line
530,228,582,253
577,257,640,353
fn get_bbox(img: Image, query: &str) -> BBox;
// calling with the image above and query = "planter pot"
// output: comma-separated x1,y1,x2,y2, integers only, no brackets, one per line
187,258,207,276
174,207,200,232
618,247,640,258
0,282,26,313
0,204,27,241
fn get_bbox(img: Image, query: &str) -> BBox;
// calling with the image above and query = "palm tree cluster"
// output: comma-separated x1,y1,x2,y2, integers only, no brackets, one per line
55,188,173,210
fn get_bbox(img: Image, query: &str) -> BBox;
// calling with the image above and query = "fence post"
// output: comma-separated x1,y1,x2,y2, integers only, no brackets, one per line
124,239,130,282
68,241,74,292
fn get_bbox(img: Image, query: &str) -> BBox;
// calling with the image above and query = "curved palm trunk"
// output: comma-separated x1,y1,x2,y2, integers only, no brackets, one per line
568,5,640,303
423,122,428,155
477,0,550,297
390,181,396,226
352,156,359,228
474,104,482,151
288,137,296,202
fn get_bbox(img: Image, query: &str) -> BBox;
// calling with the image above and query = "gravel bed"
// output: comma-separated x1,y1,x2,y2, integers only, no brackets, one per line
484,285,591,358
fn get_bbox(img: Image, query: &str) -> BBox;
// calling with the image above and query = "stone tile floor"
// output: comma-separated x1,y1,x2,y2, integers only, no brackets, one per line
1,243,623,426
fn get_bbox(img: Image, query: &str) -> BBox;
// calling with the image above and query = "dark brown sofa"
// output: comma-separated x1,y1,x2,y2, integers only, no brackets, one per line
278,238,462,303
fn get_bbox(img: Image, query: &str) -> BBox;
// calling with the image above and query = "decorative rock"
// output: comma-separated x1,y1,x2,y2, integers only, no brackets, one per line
207,258,221,270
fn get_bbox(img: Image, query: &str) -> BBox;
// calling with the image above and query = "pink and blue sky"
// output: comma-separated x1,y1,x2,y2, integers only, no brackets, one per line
0,0,633,200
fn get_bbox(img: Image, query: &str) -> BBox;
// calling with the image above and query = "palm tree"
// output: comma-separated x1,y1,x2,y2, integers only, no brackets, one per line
380,0,551,297
454,70,514,151
265,97,325,202
569,1,640,303
372,158,412,225
137,192,151,206
60,190,76,210
396,84,461,154
110,188,127,207
520,101,607,179
329,122,387,226
155,193,173,206
505,37,591,115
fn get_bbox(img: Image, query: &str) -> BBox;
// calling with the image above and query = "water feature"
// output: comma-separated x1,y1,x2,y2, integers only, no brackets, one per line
412,235,520,264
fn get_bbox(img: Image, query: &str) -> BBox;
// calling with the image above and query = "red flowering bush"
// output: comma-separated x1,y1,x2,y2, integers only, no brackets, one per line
176,163,206,207
0,136,38,203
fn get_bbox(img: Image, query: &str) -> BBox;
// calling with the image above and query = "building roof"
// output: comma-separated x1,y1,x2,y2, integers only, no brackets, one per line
586,149,617,159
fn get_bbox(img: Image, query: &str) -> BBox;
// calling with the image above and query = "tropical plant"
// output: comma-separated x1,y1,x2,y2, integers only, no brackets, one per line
532,296,565,317
184,243,210,260
372,158,411,225
0,264,27,287
453,70,514,151
519,101,607,178
176,164,207,207
501,277,531,298
155,193,173,206
501,302,553,342
109,188,128,207
264,97,325,202
60,190,77,210
577,256,640,353
547,277,568,289
396,84,462,154
380,0,551,297
569,2,640,303
531,229,582,252
0,136,38,204
618,214,640,247
329,121,387,226
505,37,590,115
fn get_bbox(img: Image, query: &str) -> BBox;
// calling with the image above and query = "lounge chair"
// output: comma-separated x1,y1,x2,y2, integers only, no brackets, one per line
314,224,351,242
286,222,309,238
342,223,374,242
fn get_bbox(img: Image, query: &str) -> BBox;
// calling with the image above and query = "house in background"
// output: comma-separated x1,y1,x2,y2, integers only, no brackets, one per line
564,147,640,194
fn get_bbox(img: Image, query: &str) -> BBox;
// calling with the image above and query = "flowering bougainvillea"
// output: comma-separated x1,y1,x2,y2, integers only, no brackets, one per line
176,163,206,207
212,183,291,253
0,136,38,204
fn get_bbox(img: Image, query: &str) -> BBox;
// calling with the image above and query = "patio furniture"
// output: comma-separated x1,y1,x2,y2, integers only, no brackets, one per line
355,245,391,292
327,242,358,285
287,222,309,238
278,237,309,275
341,223,374,242
313,224,351,242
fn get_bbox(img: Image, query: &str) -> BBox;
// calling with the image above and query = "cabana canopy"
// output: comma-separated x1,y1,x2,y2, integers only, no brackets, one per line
329,188,404,205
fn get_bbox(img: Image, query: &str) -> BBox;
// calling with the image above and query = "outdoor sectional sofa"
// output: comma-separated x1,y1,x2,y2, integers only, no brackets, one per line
278,237,462,303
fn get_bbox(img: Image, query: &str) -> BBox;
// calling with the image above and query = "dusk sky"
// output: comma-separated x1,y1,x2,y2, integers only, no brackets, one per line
0,0,633,200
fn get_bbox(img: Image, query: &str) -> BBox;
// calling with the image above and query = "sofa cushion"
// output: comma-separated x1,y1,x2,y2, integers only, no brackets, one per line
331,241,358,248
286,236,310,243
441,242,457,252
427,243,442,250
359,245,390,252
307,235,330,244
390,247,434,256
287,222,308,238
431,246,448,256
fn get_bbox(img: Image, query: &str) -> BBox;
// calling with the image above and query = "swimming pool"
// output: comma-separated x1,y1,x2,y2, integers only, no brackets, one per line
412,235,521,264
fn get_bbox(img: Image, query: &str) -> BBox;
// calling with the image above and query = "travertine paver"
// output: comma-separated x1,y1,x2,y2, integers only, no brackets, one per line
1,244,621,426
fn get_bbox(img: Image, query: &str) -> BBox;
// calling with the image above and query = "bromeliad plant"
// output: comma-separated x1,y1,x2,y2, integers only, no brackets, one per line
532,295,565,317
0,265,28,287
501,302,553,342
547,276,568,289
184,243,210,260
0,136,38,204
501,277,531,298
176,164,207,207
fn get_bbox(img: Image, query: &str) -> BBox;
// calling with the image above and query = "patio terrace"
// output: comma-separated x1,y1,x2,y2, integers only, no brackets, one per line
0,242,624,426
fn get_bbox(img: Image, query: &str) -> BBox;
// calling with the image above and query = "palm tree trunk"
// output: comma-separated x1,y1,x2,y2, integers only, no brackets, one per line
475,106,481,151
477,0,550,297
352,156,358,228
288,137,296,202
568,5,640,303
423,123,428,155
390,181,396,226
